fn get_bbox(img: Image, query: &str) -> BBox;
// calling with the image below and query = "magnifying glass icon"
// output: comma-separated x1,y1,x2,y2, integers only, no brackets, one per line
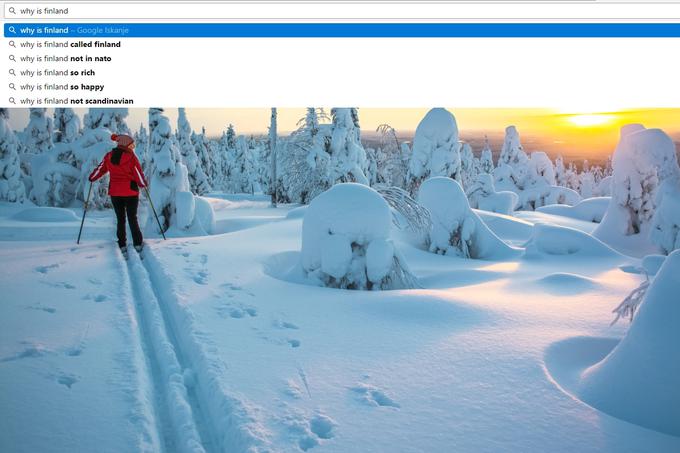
9,83,16,90
9,7,16,14
9,97,16,104
9,69,16,76
9,55,16,62
9,41,16,48
8,26,16,34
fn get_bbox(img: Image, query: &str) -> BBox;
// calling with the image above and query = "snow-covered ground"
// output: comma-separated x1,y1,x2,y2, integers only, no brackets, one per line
1,195,678,453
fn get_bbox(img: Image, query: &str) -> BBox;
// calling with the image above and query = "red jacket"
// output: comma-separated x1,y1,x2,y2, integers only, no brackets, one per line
89,147,148,197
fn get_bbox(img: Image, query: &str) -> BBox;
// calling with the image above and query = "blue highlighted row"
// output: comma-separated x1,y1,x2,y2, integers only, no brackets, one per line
5,23,680,38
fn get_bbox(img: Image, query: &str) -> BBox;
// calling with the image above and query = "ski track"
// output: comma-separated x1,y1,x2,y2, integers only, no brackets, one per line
122,247,207,453
128,244,272,453
112,249,163,453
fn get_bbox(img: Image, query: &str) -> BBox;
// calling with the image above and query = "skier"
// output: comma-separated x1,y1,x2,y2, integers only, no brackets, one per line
89,134,148,256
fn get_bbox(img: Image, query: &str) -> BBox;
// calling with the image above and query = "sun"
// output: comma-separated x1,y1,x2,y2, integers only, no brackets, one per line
568,113,615,127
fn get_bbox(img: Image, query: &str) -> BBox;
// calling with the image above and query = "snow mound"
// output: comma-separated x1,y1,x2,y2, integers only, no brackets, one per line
11,207,79,222
537,197,610,223
580,249,680,437
524,223,621,258
536,273,599,295
517,185,582,211
418,177,517,260
301,183,416,290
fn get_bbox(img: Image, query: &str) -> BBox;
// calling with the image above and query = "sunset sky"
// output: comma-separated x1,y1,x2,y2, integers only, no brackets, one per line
8,107,680,161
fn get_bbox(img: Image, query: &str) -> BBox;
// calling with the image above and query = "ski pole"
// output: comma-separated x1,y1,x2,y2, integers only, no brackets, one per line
76,182,93,244
144,185,166,240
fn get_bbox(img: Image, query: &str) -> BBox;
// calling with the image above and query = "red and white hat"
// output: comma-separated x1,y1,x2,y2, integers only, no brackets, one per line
111,134,134,149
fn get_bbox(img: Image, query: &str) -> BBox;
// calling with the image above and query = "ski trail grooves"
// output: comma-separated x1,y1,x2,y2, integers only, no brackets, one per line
112,250,164,453
124,249,207,453
141,247,272,453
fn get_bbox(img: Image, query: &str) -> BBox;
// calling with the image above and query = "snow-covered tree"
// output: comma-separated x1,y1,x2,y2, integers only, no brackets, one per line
204,137,218,189
232,135,260,194
192,127,212,187
564,162,580,191
146,108,214,234
465,173,517,215
53,108,81,143
83,108,130,135
650,179,680,254
280,109,332,204
300,183,416,290
595,175,613,197
302,107,321,137
72,126,115,209
269,108,278,205
493,128,579,211
176,108,211,195
528,152,556,187
30,109,82,207
579,167,596,198
134,123,149,174
407,108,460,194
28,147,81,207
374,124,406,188
328,108,369,186
514,151,579,210
364,147,380,186
554,155,567,187
23,108,53,154
494,125,529,192
479,137,494,174
595,124,680,240
225,124,236,149
220,124,260,193
0,109,26,202
459,141,476,190
212,130,231,190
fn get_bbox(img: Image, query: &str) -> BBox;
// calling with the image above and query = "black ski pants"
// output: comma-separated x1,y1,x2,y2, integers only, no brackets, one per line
111,196,143,247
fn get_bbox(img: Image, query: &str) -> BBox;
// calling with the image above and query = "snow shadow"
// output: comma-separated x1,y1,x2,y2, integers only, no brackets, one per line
540,336,679,435
544,336,618,398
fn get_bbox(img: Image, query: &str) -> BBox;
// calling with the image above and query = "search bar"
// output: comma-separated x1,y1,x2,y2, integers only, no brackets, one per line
5,2,680,20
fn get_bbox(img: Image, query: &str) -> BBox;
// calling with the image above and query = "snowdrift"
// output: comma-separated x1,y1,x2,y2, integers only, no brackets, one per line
537,197,610,223
580,249,680,437
300,183,416,290
535,272,599,295
417,177,517,260
524,223,621,258
11,206,79,222
642,254,666,276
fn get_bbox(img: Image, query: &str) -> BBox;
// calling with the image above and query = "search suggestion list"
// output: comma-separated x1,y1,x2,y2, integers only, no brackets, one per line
6,36,133,106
